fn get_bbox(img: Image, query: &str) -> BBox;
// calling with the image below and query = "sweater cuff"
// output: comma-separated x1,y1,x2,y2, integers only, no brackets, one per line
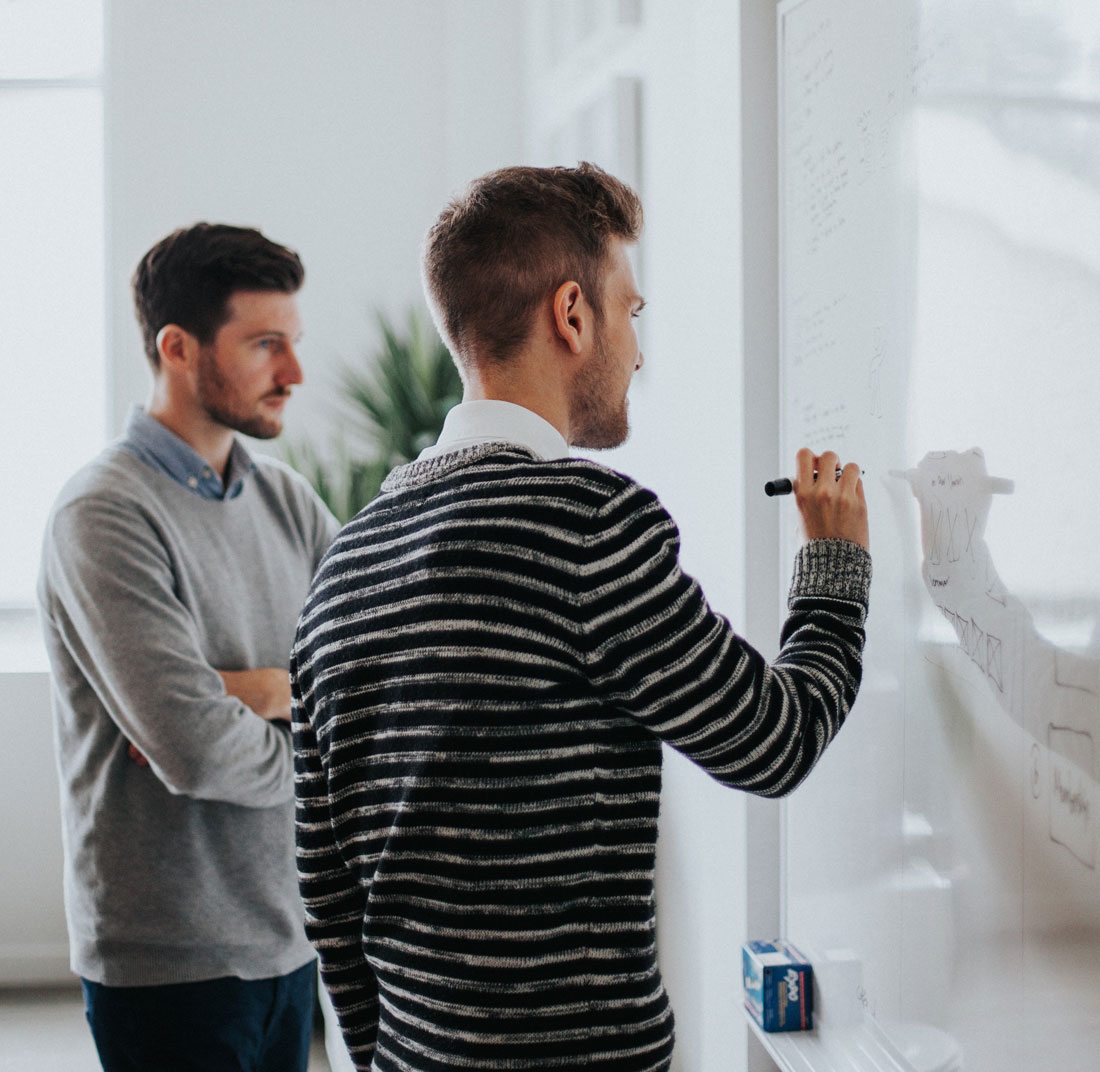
790,539,872,605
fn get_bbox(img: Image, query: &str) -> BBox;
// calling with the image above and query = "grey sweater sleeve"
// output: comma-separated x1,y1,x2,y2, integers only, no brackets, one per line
43,494,293,807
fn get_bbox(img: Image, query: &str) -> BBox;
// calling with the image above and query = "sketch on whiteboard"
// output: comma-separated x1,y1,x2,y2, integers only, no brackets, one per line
907,16,952,97
899,448,1099,870
936,604,1004,694
868,326,886,419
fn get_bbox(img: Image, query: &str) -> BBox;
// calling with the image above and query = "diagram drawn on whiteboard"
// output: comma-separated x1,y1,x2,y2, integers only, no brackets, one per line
899,448,1099,872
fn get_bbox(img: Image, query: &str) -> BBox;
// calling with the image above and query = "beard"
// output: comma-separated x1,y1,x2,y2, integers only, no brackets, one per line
568,330,631,450
196,346,286,440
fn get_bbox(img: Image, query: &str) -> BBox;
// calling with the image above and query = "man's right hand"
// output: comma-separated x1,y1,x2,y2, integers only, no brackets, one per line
793,448,869,550
218,669,293,723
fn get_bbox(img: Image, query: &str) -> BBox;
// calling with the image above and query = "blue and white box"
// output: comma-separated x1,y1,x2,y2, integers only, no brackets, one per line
743,939,814,1032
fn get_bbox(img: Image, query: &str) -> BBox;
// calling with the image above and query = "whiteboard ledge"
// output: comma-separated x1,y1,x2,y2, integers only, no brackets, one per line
747,1012,916,1072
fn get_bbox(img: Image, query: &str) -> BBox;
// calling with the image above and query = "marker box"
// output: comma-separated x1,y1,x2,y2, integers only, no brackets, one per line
743,940,814,1032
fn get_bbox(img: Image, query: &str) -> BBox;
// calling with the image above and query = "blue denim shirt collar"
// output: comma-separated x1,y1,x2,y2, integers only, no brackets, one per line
120,405,256,500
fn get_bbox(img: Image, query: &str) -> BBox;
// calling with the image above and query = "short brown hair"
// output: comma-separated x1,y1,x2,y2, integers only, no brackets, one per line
422,163,643,367
132,223,304,369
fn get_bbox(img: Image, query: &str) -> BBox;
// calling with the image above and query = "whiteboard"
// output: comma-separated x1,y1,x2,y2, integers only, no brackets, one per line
778,1,1100,1069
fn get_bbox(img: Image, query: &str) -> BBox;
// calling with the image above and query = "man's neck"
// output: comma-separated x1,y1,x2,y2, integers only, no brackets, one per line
147,399,235,479
461,364,570,445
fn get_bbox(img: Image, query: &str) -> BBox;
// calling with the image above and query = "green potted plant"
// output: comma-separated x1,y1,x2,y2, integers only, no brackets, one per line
283,310,462,522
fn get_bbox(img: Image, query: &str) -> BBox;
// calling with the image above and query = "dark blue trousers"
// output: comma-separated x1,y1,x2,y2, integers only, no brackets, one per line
81,959,316,1072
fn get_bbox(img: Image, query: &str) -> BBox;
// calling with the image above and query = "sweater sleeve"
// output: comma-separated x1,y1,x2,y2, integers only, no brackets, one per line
580,482,871,797
41,494,293,807
291,655,379,1071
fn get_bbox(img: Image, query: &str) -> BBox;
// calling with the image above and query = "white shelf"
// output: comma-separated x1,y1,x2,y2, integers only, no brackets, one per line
747,1013,916,1072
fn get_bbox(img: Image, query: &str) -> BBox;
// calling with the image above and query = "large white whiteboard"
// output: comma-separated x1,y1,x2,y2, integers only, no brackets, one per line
778,1,1100,1068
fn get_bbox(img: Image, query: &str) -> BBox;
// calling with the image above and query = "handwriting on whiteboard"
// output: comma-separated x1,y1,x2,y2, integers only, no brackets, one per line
792,290,847,367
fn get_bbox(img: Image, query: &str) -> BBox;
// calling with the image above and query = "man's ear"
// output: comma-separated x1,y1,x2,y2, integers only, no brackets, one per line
155,324,197,372
551,281,587,356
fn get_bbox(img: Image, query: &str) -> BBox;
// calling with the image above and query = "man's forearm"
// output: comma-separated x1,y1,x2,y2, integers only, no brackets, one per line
219,669,293,722
128,668,291,767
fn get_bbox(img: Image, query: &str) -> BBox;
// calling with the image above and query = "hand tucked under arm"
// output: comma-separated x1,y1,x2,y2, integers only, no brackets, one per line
219,668,293,723
128,669,291,764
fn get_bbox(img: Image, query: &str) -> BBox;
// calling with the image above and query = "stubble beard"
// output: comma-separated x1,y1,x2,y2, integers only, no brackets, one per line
569,331,630,451
196,345,285,440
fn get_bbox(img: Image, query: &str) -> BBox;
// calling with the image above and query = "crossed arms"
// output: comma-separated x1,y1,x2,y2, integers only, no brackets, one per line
41,493,296,808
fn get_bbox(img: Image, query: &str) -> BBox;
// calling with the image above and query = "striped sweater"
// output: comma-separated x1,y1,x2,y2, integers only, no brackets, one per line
291,445,871,1071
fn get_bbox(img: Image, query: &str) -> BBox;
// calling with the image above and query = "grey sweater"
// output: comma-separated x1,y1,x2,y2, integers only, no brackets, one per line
38,443,337,986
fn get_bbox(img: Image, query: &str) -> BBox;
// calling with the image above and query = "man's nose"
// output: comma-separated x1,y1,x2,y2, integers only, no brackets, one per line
635,351,645,373
281,345,304,386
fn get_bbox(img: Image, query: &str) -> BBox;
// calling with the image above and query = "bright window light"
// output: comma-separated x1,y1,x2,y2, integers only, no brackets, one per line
0,0,103,80
0,2,105,624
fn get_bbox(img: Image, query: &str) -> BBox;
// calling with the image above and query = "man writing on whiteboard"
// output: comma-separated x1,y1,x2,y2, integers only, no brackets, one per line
291,163,871,1071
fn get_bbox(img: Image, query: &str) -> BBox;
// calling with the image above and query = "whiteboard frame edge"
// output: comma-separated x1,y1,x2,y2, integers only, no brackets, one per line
775,0,814,945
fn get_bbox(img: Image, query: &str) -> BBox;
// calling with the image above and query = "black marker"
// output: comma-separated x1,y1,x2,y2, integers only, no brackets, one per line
764,468,863,497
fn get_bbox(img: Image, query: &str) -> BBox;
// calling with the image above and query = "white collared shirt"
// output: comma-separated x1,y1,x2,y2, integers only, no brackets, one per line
417,400,570,462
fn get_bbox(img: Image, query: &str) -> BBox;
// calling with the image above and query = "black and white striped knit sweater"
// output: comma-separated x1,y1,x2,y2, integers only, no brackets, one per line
291,444,871,1072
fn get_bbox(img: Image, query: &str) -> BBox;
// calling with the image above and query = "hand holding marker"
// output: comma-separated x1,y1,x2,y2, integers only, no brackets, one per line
764,468,863,496
772,449,870,550
765,466,864,496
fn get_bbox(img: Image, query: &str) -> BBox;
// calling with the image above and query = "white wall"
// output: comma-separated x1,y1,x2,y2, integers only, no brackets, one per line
105,0,525,439
0,674,69,985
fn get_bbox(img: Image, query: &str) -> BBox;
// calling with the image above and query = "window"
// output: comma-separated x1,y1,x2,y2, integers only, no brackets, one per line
0,0,105,666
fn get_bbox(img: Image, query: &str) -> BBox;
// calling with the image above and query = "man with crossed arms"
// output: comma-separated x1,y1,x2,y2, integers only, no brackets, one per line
39,223,339,1071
